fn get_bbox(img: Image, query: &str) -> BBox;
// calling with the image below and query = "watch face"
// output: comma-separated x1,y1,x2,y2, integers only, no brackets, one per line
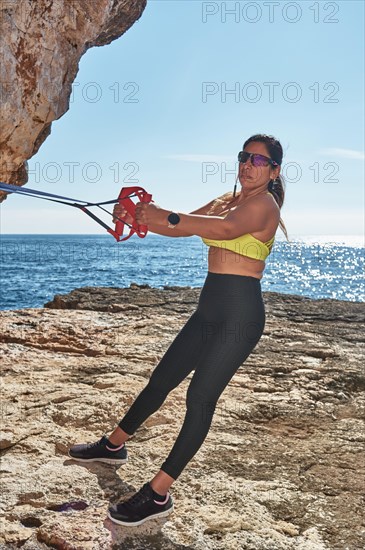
168,212,180,225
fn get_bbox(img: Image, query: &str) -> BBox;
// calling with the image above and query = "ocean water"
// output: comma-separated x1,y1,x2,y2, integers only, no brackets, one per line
0,234,364,310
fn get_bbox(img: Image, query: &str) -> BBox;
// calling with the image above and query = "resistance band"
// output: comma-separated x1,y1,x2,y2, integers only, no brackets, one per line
0,182,153,242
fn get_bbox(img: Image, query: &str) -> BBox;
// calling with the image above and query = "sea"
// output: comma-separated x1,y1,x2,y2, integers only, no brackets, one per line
0,234,364,310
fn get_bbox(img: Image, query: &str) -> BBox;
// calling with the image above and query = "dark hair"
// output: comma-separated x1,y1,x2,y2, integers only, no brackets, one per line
208,134,289,241
243,133,289,241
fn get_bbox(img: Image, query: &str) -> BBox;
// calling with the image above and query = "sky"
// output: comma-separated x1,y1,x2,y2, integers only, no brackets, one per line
1,0,364,238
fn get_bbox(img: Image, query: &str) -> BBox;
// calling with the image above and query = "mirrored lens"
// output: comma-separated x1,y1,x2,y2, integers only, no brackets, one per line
252,154,270,167
238,151,270,167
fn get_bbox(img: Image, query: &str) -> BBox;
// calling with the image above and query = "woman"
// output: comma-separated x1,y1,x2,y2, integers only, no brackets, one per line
68,133,288,527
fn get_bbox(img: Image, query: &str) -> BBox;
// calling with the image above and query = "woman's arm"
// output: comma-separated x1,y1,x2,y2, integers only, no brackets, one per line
147,198,217,237
175,199,277,239
188,198,216,216
168,212,230,239
113,198,218,238
135,203,229,239
112,202,193,237
114,196,245,239
136,196,278,240
146,224,193,237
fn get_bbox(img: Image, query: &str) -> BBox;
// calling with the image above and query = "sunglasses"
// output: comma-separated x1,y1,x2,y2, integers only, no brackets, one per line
238,151,279,167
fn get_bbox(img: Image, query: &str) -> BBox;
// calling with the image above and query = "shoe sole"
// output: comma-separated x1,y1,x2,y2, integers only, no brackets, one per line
107,505,174,526
68,452,128,465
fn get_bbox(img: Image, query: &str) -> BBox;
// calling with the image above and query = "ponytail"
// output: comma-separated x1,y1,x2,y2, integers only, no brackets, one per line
268,175,290,242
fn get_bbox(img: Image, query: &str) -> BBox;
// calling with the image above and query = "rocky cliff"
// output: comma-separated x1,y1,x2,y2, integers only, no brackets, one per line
0,286,364,549
0,0,147,196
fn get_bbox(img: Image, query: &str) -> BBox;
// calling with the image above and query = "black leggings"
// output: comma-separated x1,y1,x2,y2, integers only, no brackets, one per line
118,271,265,480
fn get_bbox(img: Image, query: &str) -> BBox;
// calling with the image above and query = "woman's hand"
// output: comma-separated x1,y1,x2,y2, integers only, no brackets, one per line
113,201,167,228
112,204,134,225
135,202,167,226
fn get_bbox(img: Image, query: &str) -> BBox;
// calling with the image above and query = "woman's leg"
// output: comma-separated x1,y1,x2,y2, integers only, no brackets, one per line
108,308,209,444
157,273,265,482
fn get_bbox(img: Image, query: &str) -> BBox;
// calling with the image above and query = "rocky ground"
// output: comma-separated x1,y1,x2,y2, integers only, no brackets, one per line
0,284,364,550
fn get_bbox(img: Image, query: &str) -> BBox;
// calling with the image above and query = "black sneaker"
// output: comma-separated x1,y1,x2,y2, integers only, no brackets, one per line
68,435,128,465
107,482,174,526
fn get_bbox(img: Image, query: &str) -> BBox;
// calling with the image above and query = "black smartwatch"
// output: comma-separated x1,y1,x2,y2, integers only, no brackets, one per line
167,212,181,228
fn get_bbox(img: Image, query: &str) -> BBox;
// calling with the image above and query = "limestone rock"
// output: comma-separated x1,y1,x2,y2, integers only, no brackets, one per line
0,0,147,192
0,287,364,549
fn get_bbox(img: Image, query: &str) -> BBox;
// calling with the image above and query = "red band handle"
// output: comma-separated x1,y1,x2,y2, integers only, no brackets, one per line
114,186,153,242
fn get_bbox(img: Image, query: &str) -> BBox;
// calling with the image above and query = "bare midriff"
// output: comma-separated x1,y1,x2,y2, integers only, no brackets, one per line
207,246,266,280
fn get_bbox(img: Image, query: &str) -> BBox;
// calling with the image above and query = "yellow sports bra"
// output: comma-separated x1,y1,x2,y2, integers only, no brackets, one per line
201,192,276,261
